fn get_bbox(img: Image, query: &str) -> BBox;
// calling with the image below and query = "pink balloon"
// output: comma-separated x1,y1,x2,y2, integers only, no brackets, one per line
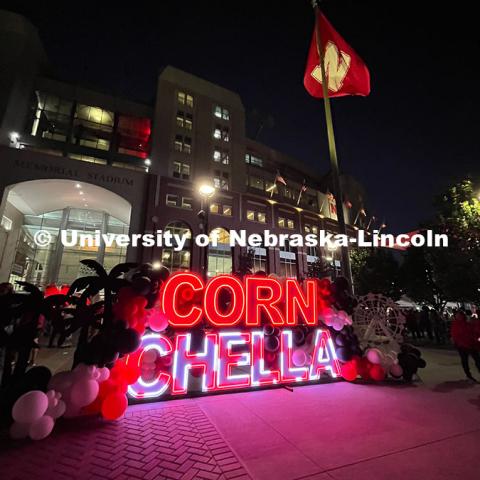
29,415,55,440
148,310,169,332
9,421,30,440
96,367,110,383
292,349,307,367
73,363,96,380
390,363,403,378
70,379,100,407
12,391,48,424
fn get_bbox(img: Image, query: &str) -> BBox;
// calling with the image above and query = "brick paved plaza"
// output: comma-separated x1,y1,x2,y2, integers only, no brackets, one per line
2,348,480,480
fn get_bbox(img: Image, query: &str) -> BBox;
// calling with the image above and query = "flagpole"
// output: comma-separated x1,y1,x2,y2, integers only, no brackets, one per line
312,0,353,292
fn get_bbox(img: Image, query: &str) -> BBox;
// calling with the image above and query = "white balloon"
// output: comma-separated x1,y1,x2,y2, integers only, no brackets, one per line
12,391,48,424
29,415,55,441
10,421,30,440
46,399,66,419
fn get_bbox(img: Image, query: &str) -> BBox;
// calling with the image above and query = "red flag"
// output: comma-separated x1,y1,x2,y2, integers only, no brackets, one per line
304,12,370,98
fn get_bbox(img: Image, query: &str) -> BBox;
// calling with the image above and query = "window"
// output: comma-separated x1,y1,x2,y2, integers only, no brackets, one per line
174,135,192,154
278,217,295,229
30,91,73,142
210,204,232,216
304,224,319,234
178,92,194,107
245,153,263,167
279,242,297,278
161,222,192,272
69,154,107,165
223,205,232,216
166,194,178,207
173,161,191,179
1,216,12,231
214,105,230,120
246,210,267,223
214,127,222,139
248,176,264,190
253,247,268,273
72,104,114,151
213,149,229,165
177,111,193,130
176,112,184,128
213,171,229,190
181,197,192,210
208,228,232,277
116,115,151,159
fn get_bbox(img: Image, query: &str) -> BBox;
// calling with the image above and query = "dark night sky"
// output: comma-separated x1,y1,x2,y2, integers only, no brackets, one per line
6,1,480,233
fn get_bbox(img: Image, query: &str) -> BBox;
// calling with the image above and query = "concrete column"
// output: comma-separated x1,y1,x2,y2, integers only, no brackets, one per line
47,207,70,284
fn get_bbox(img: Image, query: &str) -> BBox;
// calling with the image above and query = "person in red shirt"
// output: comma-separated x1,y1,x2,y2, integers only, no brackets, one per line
451,310,480,381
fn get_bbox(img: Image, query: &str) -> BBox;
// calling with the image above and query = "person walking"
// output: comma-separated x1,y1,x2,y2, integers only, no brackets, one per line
451,310,480,382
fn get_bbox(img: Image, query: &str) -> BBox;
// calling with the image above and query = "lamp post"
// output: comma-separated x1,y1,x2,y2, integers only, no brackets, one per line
198,183,215,280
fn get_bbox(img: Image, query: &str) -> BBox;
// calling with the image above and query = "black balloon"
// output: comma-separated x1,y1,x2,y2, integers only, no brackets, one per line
117,328,141,354
132,276,151,296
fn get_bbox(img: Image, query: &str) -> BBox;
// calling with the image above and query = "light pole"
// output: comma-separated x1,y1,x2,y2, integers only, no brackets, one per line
198,182,215,280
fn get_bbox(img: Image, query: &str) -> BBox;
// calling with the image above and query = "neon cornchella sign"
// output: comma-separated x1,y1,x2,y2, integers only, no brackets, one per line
126,273,341,399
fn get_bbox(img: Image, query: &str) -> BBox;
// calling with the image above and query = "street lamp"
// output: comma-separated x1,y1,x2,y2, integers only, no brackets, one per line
198,182,216,280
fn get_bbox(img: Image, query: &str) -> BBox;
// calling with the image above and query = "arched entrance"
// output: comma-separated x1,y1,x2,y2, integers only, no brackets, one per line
0,179,132,287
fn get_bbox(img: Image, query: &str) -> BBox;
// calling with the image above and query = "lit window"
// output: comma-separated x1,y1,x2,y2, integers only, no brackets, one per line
213,149,221,162
185,114,193,130
178,92,185,104
214,127,222,139
245,153,263,167
214,105,229,120
176,112,184,128
181,197,192,209
186,95,194,108
183,137,192,154
249,176,264,190
312,225,318,234
173,161,190,179
166,194,178,207
213,173,229,191
174,134,183,152
222,128,229,142
287,219,295,229
1,215,12,231
223,205,232,216
221,152,229,165
210,203,220,214
73,104,114,151
257,212,266,223
247,210,255,221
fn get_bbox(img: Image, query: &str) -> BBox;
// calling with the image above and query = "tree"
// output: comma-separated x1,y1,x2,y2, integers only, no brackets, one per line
351,248,401,299
400,179,480,306
307,256,332,279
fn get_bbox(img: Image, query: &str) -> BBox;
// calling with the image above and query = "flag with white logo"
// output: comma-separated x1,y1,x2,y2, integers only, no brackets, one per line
304,12,370,98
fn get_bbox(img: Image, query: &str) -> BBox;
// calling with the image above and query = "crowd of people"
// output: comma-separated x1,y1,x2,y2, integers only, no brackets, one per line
403,305,480,381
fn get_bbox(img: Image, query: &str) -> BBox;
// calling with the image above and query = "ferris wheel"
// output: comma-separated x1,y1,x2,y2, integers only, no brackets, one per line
353,293,406,352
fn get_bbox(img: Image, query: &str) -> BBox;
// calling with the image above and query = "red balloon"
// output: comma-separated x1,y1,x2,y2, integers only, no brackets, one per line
358,358,372,380
111,362,141,385
82,394,103,415
341,361,358,382
369,364,386,381
101,393,128,420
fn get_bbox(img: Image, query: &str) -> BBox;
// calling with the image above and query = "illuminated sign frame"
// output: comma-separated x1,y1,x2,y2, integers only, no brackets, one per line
126,273,342,400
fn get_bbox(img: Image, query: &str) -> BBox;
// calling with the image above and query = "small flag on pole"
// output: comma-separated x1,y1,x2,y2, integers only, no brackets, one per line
296,179,307,205
304,12,370,98
268,171,287,197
